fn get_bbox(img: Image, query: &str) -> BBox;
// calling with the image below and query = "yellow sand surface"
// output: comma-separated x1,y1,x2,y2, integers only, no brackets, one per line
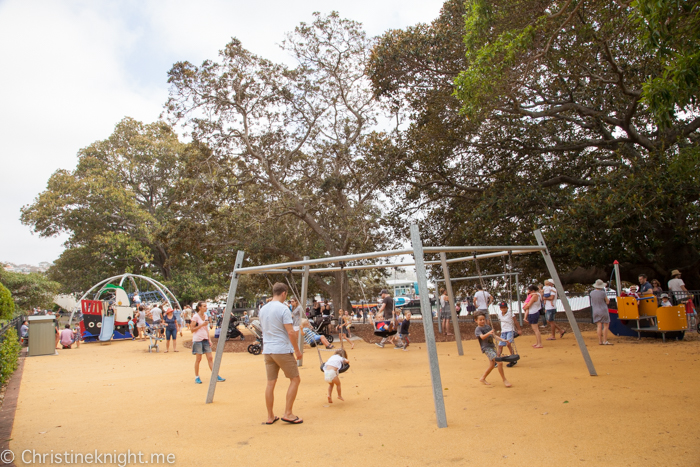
9,330,700,466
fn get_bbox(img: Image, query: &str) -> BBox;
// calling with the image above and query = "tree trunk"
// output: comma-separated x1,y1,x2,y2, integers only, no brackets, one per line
327,271,352,319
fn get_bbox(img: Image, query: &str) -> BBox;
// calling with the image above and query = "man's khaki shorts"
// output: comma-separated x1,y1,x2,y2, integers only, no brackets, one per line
264,353,299,380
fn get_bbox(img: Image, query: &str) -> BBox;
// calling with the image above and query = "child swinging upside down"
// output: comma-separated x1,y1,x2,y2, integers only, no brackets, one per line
323,349,349,403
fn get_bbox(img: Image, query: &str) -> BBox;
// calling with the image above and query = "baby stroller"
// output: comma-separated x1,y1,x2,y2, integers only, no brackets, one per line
145,323,164,353
311,315,334,343
215,315,245,340
247,320,263,355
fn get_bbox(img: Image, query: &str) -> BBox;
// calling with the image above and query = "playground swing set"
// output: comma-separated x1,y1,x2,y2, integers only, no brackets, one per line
205,225,597,429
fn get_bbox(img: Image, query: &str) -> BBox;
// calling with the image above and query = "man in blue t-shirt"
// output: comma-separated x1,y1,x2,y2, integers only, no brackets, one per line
259,283,303,425
638,274,652,294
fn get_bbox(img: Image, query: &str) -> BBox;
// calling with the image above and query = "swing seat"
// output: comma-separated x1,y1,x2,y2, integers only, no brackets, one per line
373,320,397,337
320,363,350,373
374,330,397,338
494,354,520,363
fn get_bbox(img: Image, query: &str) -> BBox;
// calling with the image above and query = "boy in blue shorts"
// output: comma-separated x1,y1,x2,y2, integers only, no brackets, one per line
496,302,521,367
475,312,512,388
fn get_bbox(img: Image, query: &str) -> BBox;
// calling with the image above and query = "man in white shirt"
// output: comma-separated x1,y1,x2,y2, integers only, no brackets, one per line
150,305,163,337
473,285,493,318
259,283,303,425
668,269,689,304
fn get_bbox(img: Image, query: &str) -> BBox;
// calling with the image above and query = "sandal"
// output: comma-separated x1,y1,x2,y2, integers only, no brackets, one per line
281,416,303,424
533,345,543,348
546,337,556,340
560,331,567,338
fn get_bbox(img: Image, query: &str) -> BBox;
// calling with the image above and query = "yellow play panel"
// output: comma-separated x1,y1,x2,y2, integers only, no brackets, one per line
9,329,700,466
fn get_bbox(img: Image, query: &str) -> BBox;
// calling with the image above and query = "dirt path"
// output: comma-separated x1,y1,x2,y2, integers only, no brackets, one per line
8,328,700,466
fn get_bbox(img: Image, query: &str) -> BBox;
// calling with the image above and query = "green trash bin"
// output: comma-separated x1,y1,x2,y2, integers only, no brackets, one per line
28,315,57,357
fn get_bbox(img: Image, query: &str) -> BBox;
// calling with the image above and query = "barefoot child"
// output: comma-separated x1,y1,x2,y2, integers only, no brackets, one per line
323,349,349,403
475,312,512,388
337,309,355,349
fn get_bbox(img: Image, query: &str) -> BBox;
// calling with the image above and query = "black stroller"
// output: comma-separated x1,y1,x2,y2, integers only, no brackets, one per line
215,315,245,340
311,314,334,343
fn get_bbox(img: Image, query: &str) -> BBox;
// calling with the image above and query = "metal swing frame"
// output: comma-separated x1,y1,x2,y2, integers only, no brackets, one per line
206,226,597,429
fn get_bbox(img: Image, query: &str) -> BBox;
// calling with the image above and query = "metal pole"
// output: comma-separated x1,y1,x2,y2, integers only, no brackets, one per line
207,251,245,403
440,252,464,356
303,250,537,273
437,287,443,334
614,260,621,297
515,273,523,326
298,256,310,367
236,247,545,275
423,245,546,254
235,248,414,274
436,272,520,282
533,230,597,376
410,224,448,428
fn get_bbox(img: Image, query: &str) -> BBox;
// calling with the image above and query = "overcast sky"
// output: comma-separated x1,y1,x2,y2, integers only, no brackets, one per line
0,0,445,266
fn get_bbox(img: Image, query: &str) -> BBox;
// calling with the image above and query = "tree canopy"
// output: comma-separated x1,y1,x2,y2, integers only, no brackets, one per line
370,0,700,287
0,282,14,320
166,12,401,309
20,117,230,297
21,4,700,299
0,269,60,313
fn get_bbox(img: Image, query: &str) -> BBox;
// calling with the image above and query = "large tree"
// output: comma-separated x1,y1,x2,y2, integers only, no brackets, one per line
370,0,700,288
20,117,228,296
166,13,401,310
0,269,60,313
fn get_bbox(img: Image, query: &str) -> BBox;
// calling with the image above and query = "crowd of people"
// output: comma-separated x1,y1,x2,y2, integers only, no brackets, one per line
19,267,696,425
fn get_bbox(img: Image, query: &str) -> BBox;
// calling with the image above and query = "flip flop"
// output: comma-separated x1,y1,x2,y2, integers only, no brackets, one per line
560,331,567,338
546,337,556,340
603,341,614,345
533,345,543,348
281,416,303,424
265,416,280,425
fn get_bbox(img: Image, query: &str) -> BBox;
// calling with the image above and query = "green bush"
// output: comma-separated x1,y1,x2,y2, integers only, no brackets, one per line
0,328,21,386
0,283,13,320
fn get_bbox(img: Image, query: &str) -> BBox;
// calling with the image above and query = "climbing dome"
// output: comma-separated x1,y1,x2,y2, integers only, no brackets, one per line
69,274,181,341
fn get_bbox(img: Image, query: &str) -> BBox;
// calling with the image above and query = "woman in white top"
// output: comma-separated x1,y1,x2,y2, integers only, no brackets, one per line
523,284,543,348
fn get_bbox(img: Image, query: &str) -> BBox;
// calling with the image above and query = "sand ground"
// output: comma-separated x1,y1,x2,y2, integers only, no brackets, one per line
9,329,700,466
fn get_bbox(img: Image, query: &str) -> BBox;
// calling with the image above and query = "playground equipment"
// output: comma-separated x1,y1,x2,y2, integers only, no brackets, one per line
70,274,181,343
204,225,596,430
98,310,115,342
614,292,687,342
607,262,689,341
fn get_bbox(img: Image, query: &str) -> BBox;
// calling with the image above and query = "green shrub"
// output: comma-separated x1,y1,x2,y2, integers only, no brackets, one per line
0,328,21,386
0,283,13,320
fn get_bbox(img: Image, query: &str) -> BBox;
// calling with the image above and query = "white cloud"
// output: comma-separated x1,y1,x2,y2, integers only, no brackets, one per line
0,0,446,265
